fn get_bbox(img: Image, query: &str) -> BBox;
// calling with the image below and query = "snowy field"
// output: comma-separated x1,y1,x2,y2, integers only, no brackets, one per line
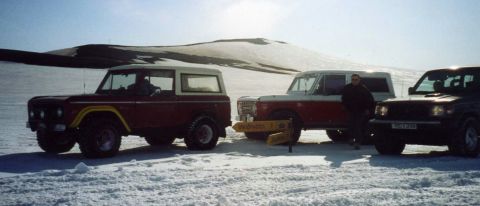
1,62,480,205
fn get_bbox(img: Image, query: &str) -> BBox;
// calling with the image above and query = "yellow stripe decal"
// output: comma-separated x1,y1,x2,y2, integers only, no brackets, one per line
69,106,131,132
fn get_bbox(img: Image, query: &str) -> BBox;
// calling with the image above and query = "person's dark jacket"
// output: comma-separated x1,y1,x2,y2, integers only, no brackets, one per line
341,83,374,114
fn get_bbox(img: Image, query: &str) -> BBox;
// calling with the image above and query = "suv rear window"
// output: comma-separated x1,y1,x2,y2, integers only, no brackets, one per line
362,77,390,93
181,74,221,93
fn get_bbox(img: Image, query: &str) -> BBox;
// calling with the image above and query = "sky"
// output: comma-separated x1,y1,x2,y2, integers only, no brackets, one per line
0,0,479,70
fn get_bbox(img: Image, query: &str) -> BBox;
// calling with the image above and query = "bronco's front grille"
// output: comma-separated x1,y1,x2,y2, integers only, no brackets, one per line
387,103,430,120
238,101,256,115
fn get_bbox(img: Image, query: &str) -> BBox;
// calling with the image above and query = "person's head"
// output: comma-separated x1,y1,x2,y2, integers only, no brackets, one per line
351,74,361,86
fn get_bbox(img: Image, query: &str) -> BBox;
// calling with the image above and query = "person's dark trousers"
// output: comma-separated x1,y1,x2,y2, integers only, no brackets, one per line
348,112,368,145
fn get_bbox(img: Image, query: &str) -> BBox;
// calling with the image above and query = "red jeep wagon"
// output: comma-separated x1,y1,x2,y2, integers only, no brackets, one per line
237,70,395,144
27,64,231,158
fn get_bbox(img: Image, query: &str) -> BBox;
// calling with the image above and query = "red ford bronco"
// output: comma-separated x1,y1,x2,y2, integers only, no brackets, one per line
27,64,231,158
237,70,395,143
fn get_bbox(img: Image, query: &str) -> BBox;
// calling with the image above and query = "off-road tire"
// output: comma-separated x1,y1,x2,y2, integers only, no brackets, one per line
184,116,219,150
326,130,349,142
373,129,405,155
37,130,76,154
145,136,176,146
269,111,302,145
448,118,480,157
78,118,122,158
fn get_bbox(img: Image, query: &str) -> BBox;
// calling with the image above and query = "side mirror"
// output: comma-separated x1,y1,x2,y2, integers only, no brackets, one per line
408,87,414,95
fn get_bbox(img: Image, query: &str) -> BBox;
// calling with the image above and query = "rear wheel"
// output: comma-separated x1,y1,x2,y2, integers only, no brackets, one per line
373,129,405,155
78,118,122,158
269,111,302,145
184,116,219,150
37,130,75,154
448,118,480,157
145,136,176,146
326,130,349,142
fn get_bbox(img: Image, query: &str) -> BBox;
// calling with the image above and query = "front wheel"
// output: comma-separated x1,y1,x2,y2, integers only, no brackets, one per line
78,118,122,158
373,129,405,155
448,118,480,157
37,130,76,154
184,116,219,150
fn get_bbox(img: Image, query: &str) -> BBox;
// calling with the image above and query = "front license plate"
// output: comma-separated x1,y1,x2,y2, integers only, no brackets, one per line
391,123,417,130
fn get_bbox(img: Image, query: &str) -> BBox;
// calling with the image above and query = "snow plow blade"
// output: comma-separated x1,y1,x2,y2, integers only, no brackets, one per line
266,132,291,145
232,120,290,133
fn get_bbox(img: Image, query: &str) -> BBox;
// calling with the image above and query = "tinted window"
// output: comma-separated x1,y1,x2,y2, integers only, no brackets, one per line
181,74,221,93
324,75,345,95
413,69,480,94
362,77,390,92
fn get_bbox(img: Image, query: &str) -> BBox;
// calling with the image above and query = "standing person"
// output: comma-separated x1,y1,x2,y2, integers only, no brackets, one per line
341,74,374,150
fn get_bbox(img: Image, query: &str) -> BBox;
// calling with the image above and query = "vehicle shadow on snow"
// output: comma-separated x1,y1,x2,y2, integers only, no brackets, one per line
215,137,377,168
0,137,370,174
0,143,206,174
368,151,480,171
2,136,479,174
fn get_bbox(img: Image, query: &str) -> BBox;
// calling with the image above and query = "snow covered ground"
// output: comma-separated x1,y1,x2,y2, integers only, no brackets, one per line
1,62,480,205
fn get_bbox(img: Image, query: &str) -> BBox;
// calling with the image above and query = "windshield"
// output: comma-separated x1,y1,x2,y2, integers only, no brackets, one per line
288,75,317,92
96,71,137,95
412,69,480,94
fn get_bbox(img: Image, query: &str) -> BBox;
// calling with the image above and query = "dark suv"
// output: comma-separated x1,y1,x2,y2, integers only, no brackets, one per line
27,64,231,158
370,67,480,157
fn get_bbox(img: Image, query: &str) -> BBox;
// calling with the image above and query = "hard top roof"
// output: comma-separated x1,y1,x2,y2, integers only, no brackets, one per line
426,66,480,73
295,70,391,77
108,64,222,74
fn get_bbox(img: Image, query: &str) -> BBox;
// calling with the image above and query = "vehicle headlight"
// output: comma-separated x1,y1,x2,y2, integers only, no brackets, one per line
375,105,389,116
29,111,34,118
56,108,63,117
39,110,45,119
431,105,448,116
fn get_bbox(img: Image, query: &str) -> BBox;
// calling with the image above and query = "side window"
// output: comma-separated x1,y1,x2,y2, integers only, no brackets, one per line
181,74,221,93
139,70,174,96
97,72,137,95
313,76,325,94
362,77,390,92
101,75,112,91
112,73,136,91
288,75,317,92
324,75,345,95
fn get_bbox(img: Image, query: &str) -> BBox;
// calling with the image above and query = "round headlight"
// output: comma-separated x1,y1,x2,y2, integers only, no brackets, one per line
56,108,63,117
431,105,445,116
375,105,389,116
29,111,34,118
39,110,45,119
